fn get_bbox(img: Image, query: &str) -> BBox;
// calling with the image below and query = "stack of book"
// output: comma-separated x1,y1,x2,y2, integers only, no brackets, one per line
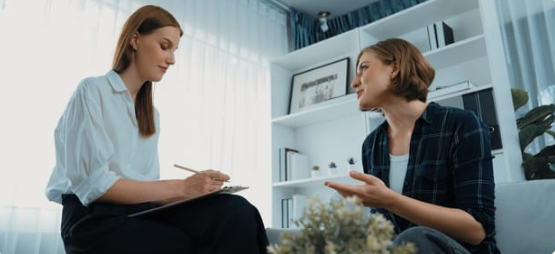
281,194,307,228
427,21,454,50
278,148,309,182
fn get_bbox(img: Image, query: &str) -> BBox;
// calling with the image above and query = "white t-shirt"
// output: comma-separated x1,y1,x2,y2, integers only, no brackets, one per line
389,154,409,193
46,70,160,206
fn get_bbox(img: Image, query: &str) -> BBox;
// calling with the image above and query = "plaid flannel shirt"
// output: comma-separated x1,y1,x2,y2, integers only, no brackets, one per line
362,102,499,254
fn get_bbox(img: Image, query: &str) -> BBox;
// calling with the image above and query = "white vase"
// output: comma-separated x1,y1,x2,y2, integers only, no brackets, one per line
311,170,325,178
327,167,339,176
347,164,356,172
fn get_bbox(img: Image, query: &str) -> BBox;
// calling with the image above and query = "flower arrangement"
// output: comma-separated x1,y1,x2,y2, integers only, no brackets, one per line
313,165,320,171
267,196,416,254
328,162,337,168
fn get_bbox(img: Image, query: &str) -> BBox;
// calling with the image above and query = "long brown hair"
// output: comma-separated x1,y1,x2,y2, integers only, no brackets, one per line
112,5,183,137
356,38,435,102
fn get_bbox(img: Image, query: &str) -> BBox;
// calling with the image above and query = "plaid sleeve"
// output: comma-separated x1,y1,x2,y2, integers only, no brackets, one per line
451,111,496,236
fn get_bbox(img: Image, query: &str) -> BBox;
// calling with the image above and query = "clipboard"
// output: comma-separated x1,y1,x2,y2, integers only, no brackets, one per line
128,185,249,218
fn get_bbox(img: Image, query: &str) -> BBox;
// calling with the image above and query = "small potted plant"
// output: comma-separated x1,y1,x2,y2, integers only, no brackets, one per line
327,161,339,175
346,156,357,171
311,165,323,178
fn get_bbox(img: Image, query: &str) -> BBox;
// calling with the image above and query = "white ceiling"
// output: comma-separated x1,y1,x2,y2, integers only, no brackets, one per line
275,0,381,19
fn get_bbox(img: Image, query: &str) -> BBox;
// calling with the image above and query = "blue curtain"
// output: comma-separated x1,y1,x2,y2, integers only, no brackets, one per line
290,0,427,50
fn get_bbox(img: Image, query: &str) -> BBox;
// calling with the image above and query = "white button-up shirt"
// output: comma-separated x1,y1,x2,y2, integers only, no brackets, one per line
46,70,160,206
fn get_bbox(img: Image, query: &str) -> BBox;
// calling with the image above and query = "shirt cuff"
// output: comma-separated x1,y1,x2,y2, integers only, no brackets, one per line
73,168,120,206
465,207,495,234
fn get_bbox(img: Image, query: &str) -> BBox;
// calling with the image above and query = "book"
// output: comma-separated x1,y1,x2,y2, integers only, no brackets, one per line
429,81,476,99
278,148,284,182
287,198,293,228
435,21,454,47
281,198,293,228
279,148,298,182
427,21,454,50
427,24,438,50
281,199,288,228
128,185,249,218
284,148,299,181
290,153,309,180
292,195,307,223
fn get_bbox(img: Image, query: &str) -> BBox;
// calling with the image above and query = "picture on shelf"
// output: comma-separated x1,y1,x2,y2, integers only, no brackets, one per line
288,58,349,114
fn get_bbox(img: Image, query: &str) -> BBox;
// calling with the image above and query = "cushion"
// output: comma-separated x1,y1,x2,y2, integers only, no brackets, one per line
494,179,555,254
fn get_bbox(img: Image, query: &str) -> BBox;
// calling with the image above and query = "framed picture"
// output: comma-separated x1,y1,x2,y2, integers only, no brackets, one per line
288,58,350,114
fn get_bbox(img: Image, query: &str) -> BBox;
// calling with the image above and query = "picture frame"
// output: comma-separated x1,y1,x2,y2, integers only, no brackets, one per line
288,58,350,114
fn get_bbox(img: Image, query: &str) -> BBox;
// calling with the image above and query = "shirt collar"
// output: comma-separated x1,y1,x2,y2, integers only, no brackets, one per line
377,101,438,132
419,101,439,125
106,69,128,93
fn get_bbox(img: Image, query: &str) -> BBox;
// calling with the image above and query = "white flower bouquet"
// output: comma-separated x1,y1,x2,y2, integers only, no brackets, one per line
268,196,416,254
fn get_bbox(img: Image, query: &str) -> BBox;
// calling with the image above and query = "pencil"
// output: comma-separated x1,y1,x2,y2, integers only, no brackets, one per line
173,164,230,182
173,164,199,174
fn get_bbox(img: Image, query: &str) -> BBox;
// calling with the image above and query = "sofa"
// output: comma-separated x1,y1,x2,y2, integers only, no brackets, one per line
266,179,555,254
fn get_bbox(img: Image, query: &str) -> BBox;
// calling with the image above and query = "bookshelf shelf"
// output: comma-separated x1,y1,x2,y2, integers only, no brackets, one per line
271,29,360,71
273,174,354,189
271,94,361,128
424,35,486,69
359,0,478,39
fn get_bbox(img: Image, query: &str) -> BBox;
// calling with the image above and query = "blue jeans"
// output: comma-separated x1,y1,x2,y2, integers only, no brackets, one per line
394,226,471,254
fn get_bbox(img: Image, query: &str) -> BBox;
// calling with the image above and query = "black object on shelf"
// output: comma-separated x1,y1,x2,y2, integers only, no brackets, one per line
427,21,454,50
463,88,503,150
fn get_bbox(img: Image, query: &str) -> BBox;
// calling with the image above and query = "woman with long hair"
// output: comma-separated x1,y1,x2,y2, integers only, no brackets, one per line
46,5,268,254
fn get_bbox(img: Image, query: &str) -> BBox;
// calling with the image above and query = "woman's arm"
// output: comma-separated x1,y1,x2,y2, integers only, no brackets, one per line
325,171,486,245
97,170,230,205
387,187,485,245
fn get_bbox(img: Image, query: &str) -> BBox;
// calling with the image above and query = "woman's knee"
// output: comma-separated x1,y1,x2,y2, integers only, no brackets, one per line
395,226,433,244
394,226,469,254
212,194,257,217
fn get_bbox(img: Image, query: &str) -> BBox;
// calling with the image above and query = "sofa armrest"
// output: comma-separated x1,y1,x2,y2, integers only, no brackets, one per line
495,179,555,254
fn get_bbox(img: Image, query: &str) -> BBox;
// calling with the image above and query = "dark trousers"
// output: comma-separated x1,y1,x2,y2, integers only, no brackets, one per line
61,194,269,254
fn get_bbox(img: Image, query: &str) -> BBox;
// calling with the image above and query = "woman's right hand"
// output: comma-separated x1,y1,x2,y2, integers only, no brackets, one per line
180,170,230,198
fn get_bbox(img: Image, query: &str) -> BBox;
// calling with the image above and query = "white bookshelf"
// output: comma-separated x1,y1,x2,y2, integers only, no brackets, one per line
270,0,523,228
423,35,486,69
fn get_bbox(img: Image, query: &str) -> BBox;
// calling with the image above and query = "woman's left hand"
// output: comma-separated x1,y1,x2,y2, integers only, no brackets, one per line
325,170,397,209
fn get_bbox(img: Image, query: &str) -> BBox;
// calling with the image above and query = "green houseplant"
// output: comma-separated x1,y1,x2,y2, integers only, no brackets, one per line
511,88,555,179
